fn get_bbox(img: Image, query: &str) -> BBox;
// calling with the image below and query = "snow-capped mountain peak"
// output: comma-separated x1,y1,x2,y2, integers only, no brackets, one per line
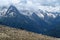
0,5,60,38
0,5,60,22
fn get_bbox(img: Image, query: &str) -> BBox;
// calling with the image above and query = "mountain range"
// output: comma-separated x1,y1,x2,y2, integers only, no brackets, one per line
0,5,60,38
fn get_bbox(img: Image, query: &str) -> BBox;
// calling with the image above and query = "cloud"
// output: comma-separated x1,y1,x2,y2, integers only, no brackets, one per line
29,0,60,6
0,0,60,6
0,0,20,6
0,0,60,12
0,0,9,6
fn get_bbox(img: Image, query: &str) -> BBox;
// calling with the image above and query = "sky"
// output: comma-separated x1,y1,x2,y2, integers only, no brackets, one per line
0,0,60,6
0,0,60,12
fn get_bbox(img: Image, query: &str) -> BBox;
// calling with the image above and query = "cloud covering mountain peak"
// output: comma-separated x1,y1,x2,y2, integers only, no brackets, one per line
0,0,60,15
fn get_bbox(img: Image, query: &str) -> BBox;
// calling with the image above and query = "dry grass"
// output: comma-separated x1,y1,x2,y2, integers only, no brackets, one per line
0,25,59,40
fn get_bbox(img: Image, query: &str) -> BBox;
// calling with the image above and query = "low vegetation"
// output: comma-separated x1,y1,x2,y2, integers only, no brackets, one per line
0,25,59,40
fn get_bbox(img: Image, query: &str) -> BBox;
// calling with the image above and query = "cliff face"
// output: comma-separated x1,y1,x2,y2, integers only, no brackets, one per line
0,25,59,40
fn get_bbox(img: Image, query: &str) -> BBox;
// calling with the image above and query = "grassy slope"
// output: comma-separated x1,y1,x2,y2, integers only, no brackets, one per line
0,25,59,40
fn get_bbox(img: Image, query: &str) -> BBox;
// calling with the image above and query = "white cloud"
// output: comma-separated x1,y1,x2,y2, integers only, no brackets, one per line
0,0,9,6
0,0,20,6
0,0,60,7
11,0,20,5
0,0,60,12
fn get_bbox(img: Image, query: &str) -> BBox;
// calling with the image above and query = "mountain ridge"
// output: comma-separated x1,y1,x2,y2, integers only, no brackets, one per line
0,5,60,38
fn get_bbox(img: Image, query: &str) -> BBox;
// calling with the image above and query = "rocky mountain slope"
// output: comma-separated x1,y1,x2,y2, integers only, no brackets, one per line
0,5,60,37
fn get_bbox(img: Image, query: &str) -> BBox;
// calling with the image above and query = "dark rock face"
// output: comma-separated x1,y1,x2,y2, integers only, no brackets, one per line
0,5,60,38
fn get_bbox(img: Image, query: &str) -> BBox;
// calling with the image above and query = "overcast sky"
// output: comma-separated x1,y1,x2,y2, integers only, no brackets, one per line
0,0,60,13
0,0,60,6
